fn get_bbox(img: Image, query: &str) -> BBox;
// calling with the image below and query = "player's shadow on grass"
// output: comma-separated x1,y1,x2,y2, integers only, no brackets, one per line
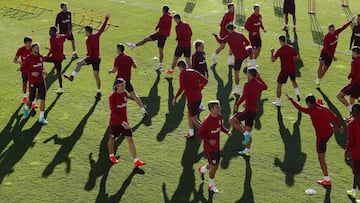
95,167,145,203
285,31,304,77
254,97,267,130
132,71,161,132
0,94,62,185
308,14,324,46
323,185,331,203
273,0,284,18
84,127,124,191
42,98,99,177
156,77,186,141
162,137,205,203
236,157,254,203
45,59,74,90
274,108,306,186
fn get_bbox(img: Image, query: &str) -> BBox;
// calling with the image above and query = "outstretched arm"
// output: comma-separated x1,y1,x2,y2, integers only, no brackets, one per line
95,14,110,36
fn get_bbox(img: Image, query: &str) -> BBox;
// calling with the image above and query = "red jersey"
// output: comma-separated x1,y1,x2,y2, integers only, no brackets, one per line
20,53,45,84
192,51,207,76
236,77,267,112
197,114,229,152
244,13,264,39
348,57,360,84
346,117,360,160
86,17,109,58
175,21,192,47
109,91,128,126
322,20,352,58
156,12,172,37
215,31,250,60
273,44,298,74
175,69,208,102
47,34,68,61
113,53,134,81
289,99,342,138
55,11,72,34
16,46,32,62
220,11,234,36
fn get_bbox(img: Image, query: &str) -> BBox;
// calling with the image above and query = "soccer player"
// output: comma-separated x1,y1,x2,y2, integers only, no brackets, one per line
282,0,296,32
108,44,148,116
108,78,146,167
213,24,251,95
166,14,193,75
230,67,267,156
211,3,235,65
350,15,360,49
316,17,354,86
345,104,360,198
44,26,69,93
172,60,208,139
126,5,172,71
64,14,110,99
197,100,231,193
286,93,343,186
20,43,48,125
192,40,208,78
55,2,78,59
244,4,266,66
271,35,300,107
337,46,360,114
13,36,38,109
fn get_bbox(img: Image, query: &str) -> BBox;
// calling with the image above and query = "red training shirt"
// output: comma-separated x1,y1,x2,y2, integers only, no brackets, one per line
322,20,352,59
175,69,208,102
114,53,134,81
220,11,234,37
156,12,172,37
244,13,264,39
175,21,192,47
348,56,360,84
55,11,72,34
215,31,250,60
346,117,360,160
86,17,109,58
20,53,45,84
273,44,298,74
109,91,128,126
236,77,267,112
47,33,68,61
16,46,32,62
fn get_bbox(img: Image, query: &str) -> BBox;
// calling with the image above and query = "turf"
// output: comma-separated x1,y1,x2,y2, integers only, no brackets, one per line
0,0,359,202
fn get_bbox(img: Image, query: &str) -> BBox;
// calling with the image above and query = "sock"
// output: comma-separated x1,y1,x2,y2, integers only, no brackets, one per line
158,62,162,66
324,176,330,181
250,59,256,66
244,148,250,152
189,129,194,136
24,105,29,110
71,71,77,77
141,107,147,113
209,178,215,186
317,78,321,82
244,131,250,136
33,99,37,104
228,55,234,65
97,89,101,93
349,104,353,112
73,51,77,54
212,53,217,58
276,97,281,103
295,88,300,96
293,24,296,27
351,188,356,193
285,24,288,27
109,153,114,157
235,85,240,90
23,93,27,97
200,165,208,173
39,111,44,119
133,158,139,163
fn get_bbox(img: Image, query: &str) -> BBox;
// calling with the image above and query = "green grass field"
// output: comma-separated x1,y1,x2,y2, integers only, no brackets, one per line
0,0,359,202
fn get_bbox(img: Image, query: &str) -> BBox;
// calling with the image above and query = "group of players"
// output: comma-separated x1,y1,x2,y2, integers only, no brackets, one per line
12,0,360,197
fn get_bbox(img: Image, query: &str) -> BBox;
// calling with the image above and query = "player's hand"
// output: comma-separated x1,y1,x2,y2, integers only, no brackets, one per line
227,131,232,136
345,149,350,160
212,32,217,37
108,69,112,74
121,121,130,129
338,126,344,134
234,104,239,112
172,98,176,106
284,92,291,100
105,14,111,19
333,56,337,61
263,29,267,33
31,72,40,77
252,32,257,36
270,48,275,53
351,16,356,21
209,139,216,146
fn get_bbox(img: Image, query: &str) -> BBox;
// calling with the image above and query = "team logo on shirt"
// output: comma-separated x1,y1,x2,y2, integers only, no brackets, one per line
116,103,127,108
211,127,221,134
33,62,43,68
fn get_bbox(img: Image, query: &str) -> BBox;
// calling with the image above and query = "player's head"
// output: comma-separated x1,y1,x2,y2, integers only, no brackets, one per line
85,26,93,36
352,46,360,59
49,26,57,36
31,42,40,54
162,5,169,13
113,78,126,92
228,3,235,13
117,43,125,54
305,94,316,106
253,4,260,14
177,60,187,70
247,67,257,79
60,2,68,11
194,40,204,52
173,14,181,23
328,24,335,34
208,100,221,116
23,36,32,47
352,104,360,117
278,35,286,45
226,23,236,33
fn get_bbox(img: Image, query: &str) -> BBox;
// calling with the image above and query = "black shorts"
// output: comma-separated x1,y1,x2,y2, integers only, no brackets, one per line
283,1,295,15
175,46,191,58
109,125,133,139
187,100,201,117
250,37,262,48
234,58,245,71
29,81,46,101
316,136,331,154
319,52,333,68
193,67,208,77
125,79,134,93
60,32,74,40
149,33,167,48
205,151,220,165
84,57,101,71
352,159,360,175
234,110,257,128
44,57,62,70
340,83,360,99
277,72,296,84
22,73,28,83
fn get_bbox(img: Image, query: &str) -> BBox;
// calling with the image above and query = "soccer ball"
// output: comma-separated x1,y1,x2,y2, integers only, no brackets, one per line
305,189,316,195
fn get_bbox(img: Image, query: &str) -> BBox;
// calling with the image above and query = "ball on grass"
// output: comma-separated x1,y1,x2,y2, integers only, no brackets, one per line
305,189,316,195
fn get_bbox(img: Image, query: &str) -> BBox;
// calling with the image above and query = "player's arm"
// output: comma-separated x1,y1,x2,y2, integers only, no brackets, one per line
286,94,309,114
13,55,21,65
20,58,29,73
191,54,197,69
235,84,247,111
256,74,268,90
109,95,117,114
188,25,193,37
213,33,227,44
132,62,137,69
220,120,231,135
244,17,251,32
96,14,110,36
337,17,355,34
350,30,355,49
243,36,250,47
108,67,118,74
260,17,265,32
328,109,343,131
173,74,185,105
198,73,209,89
55,14,59,27
270,48,277,62
345,124,354,160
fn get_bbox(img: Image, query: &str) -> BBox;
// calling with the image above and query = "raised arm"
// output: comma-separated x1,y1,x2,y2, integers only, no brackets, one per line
95,14,110,36
287,96,310,114
336,17,354,34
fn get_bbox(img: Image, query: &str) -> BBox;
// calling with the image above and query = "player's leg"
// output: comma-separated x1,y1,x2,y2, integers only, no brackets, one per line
93,70,101,98
273,82,283,106
211,43,225,64
64,57,88,81
185,57,191,69
317,137,332,185
184,47,192,69
337,85,352,112
316,60,326,85
253,47,261,60
208,163,219,192
347,175,357,197
292,13,296,31
38,82,47,124
318,153,329,179
136,36,153,47
129,90,148,115
108,127,119,164
285,14,289,26
24,84,35,118
22,73,28,103
168,54,180,73
233,69,240,94
125,133,146,167
67,34,78,59
229,115,245,134
55,61,63,92
291,75,300,101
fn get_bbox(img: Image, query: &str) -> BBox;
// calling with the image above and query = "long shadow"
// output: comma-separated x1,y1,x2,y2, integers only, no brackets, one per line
95,167,145,203
254,98,267,130
42,98,99,177
235,0,246,27
220,128,243,169
274,108,306,186
0,94,62,185
84,127,124,191
45,59,74,90
184,0,196,14
309,14,324,45
236,157,254,203
132,71,161,132
324,185,331,203
156,77,186,141
162,137,203,202
285,31,304,77
273,0,284,18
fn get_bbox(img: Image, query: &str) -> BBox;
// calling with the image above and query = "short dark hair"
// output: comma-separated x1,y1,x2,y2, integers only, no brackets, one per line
31,42,40,48
352,104,360,117
50,26,57,33
85,26,93,33
194,40,204,49
208,100,220,110
352,46,360,54
24,36,32,44
60,2,67,9
177,60,186,68
113,78,125,90
226,23,236,30
117,43,125,52
305,94,316,104
174,14,181,20
358,14,360,18
253,4,260,10
247,68,257,77
227,3,234,9
163,5,169,13
279,35,286,42
328,24,335,29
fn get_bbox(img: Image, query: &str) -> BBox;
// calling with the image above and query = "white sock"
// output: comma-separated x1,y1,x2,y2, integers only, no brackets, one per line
235,85,240,90
250,59,256,66
212,53,217,58
109,153,114,157
141,107,147,113
189,129,194,136
133,158,139,163
293,25,296,28
32,99,37,104
244,148,250,152
295,88,300,96
158,62,162,66
285,24,289,27
71,71,77,77
200,165,208,173
228,55,234,65
351,188,356,193
276,97,281,103
24,105,29,110
23,93,27,97
317,78,321,82
73,51,77,54
349,105,353,112
244,131,250,136
97,89,101,93
40,111,44,119
324,176,330,181
209,178,215,186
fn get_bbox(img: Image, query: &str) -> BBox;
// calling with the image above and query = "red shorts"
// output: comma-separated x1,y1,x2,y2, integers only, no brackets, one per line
277,72,296,84
319,52,333,68
187,100,201,117
234,110,257,127
22,72,28,83
340,83,360,99
84,57,101,71
205,151,220,165
316,136,331,154
175,46,191,58
149,33,167,48
109,125,133,138
352,159,360,175
29,81,46,101
250,37,262,48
